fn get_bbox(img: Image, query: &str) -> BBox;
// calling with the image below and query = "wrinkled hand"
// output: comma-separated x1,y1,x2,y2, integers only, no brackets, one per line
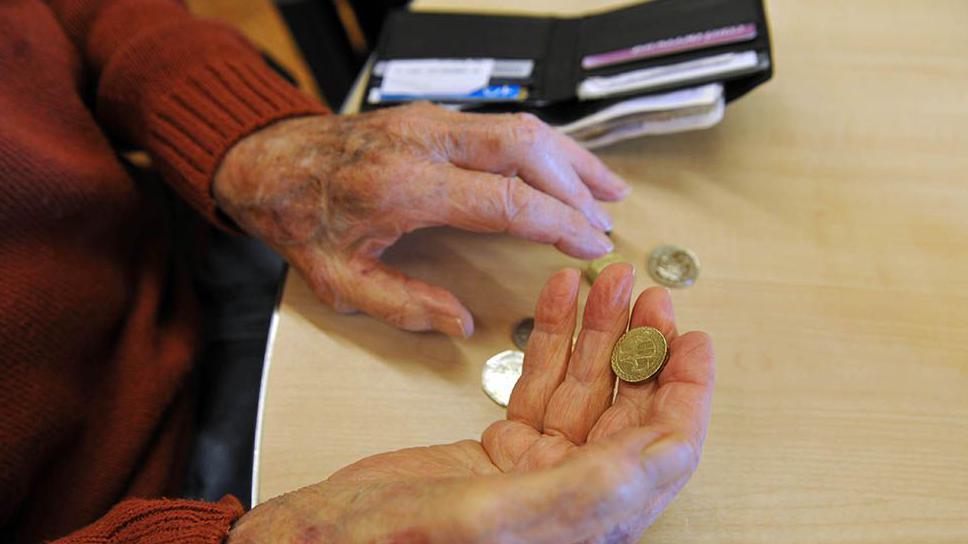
228,264,715,544
214,103,629,336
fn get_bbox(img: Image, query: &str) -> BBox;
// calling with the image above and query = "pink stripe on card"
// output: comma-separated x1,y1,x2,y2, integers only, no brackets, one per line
582,23,758,70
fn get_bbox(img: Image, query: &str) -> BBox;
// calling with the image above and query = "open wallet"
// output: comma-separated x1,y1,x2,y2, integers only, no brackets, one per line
362,0,773,148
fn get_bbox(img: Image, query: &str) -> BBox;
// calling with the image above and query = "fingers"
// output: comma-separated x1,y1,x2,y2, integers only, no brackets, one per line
589,291,713,451
294,249,474,337
485,131,613,231
553,130,631,202
426,165,613,259
446,112,628,230
468,427,693,544
617,287,678,410
650,331,716,452
542,264,634,444
486,268,580,472
630,286,679,340
507,269,581,430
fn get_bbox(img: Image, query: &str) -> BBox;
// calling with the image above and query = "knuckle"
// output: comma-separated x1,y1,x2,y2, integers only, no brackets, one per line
329,291,357,315
312,277,356,315
481,420,513,446
381,305,412,329
404,100,437,113
377,113,410,136
513,111,542,126
315,265,360,314
509,112,546,149
499,178,529,230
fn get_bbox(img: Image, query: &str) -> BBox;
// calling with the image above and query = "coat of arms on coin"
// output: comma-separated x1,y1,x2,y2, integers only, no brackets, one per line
610,326,668,382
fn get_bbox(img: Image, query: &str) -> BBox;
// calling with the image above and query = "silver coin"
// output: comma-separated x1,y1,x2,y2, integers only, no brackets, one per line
481,350,524,407
648,245,700,288
511,317,535,350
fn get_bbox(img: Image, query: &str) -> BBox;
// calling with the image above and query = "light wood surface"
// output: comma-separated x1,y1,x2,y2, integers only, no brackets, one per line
255,1,968,541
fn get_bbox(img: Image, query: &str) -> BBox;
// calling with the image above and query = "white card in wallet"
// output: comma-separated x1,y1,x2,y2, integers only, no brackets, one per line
380,59,495,97
578,51,760,100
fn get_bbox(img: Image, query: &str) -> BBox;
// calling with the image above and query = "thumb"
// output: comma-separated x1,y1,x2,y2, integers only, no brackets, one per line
466,428,695,544
297,250,474,337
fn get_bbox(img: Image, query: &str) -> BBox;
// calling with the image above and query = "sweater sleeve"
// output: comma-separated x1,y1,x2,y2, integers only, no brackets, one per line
52,495,245,544
48,0,329,225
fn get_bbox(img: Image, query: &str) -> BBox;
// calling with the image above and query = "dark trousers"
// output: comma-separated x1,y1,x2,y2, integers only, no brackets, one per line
180,219,284,507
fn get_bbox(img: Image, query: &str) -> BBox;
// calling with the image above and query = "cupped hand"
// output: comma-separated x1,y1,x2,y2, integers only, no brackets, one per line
228,264,715,544
213,103,629,337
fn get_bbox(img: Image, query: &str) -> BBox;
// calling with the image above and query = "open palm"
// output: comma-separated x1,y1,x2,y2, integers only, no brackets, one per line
230,264,714,544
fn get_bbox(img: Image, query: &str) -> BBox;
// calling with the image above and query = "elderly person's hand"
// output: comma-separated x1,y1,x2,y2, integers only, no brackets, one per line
227,264,715,543
213,102,629,336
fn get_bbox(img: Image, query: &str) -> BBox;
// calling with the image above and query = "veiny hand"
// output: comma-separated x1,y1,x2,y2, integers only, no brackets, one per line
213,102,629,337
228,264,715,543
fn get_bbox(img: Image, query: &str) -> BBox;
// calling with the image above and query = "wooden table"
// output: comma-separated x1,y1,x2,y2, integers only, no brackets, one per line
254,1,968,541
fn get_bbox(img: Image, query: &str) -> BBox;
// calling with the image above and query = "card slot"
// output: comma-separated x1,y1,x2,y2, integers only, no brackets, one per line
577,50,769,101
374,9,553,104
580,31,770,78
367,77,537,91
577,0,763,66
488,77,536,86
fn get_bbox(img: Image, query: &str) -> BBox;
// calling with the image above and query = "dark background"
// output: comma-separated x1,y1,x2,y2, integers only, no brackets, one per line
276,0,407,109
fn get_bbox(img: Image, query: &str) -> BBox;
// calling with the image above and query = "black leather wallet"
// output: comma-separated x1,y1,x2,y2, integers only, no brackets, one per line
363,0,773,121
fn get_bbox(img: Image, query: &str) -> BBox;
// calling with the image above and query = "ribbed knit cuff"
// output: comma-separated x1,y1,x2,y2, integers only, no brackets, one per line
54,495,244,543
146,58,328,227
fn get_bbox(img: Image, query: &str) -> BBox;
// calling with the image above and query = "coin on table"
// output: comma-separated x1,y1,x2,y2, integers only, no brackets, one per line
611,326,669,383
511,317,534,351
585,252,629,283
647,245,700,288
482,350,524,407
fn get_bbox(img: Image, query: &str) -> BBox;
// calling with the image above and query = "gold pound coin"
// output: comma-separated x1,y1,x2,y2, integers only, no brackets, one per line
585,253,628,283
611,326,668,383
647,245,700,288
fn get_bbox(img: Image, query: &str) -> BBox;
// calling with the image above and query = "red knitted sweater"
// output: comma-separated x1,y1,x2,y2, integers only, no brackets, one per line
0,1,327,541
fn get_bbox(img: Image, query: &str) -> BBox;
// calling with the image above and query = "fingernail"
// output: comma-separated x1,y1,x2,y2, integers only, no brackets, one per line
433,315,472,338
640,437,695,488
587,203,613,231
613,182,632,199
606,168,631,197
594,233,614,255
